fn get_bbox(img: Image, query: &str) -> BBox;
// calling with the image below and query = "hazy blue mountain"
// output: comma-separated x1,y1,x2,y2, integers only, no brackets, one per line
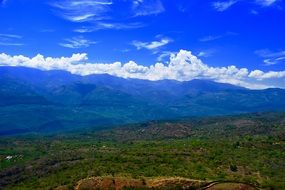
1,66,285,135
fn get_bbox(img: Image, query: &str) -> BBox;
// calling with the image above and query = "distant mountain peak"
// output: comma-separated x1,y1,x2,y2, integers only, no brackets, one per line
1,65,285,136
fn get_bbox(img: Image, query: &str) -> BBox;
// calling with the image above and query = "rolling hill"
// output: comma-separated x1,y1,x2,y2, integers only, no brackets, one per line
0,112,284,189
1,66,285,135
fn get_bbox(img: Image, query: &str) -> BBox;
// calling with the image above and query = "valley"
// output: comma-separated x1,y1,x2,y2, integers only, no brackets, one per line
0,112,284,190
1,1,285,189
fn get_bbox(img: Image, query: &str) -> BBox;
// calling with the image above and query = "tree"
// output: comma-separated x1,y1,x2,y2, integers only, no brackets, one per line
230,164,238,172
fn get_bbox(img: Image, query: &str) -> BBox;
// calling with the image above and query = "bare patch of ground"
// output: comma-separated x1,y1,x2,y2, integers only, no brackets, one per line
74,176,257,190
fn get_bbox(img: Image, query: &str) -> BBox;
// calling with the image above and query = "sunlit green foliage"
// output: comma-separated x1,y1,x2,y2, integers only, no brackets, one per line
0,112,284,190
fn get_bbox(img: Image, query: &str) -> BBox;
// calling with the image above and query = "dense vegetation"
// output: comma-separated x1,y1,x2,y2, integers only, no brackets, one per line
0,112,284,190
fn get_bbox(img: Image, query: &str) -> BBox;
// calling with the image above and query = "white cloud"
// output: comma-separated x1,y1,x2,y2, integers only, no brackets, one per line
256,0,278,6
0,33,23,46
157,51,174,62
199,32,237,43
74,22,144,32
68,14,97,22
212,0,280,13
249,70,285,80
199,35,222,42
0,0,7,6
132,38,172,50
212,1,238,12
51,0,112,22
59,36,96,49
97,22,144,30
0,50,285,89
255,49,285,65
264,57,285,66
251,10,259,15
198,49,216,57
255,49,285,58
0,34,22,39
0,42,23,46
132,0,165,16
51,0,164,30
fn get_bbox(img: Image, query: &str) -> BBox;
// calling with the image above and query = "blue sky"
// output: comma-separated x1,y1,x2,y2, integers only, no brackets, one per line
0,0,285,89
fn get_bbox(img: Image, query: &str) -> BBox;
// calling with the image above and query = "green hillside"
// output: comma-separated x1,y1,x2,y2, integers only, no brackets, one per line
1,67,285,136
0,112,284,190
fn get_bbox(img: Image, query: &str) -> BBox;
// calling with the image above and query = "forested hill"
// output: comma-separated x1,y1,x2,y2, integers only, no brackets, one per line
1,66,285,135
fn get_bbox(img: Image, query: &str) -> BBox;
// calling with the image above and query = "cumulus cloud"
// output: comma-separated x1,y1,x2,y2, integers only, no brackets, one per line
0,50,285,89
249,70,285,80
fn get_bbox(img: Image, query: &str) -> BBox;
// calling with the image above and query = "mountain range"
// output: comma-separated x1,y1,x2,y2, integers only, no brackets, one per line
1,66,285,135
